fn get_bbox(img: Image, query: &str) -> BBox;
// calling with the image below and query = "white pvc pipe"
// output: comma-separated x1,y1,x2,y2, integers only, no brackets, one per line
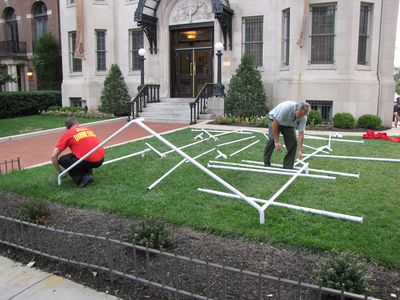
207,163,335,180
194,132,204,140
303,144,330,154
148,148,216,190
133,120,266,224
241,160,359,179
230,140,260,157
261,163,309,210
304,135,364,144
308,154,400,163
216,136,255,147
202,129,218,141
145,143,165,158
57,119,140,186
215,150,227,159
197,188,363,223
191,129,253,135
294,146,329,167
103,149,150,165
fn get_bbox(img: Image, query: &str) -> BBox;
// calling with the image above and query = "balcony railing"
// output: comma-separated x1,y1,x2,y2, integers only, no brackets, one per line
0,41,27,57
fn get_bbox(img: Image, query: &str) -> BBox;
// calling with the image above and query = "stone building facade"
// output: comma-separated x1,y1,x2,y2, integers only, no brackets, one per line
60,0,398,125
0,0,60,91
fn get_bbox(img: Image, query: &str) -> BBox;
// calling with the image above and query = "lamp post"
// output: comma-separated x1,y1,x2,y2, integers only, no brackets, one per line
214,42,225,97
138,48,146,92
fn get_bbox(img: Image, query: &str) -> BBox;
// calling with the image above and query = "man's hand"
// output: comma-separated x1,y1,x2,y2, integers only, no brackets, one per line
274,142,282,152
297,151,303,161
51,148,62,174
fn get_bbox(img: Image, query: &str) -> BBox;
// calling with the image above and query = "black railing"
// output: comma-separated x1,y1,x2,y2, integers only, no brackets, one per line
0,215,379,300
0,157,21,175
0,41,27,57
190,83,215,125
129,84,160,119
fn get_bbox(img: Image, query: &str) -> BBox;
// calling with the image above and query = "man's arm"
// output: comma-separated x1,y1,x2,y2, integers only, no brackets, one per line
297,131,304,160
51,148,62,174
271,120,282,152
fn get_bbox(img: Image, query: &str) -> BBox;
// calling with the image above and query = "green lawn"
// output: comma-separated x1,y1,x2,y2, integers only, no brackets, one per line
0,128,399,268
0,115,105,137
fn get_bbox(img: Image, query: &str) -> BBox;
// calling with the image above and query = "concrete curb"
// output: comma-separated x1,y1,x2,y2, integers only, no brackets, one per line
0,117,127,144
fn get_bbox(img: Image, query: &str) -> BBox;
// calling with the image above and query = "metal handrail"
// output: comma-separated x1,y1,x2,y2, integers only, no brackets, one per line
189,83,215,125
129,84,160,119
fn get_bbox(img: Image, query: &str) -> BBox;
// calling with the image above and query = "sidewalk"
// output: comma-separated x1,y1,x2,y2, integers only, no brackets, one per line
0,256,118,300
0,119,188,169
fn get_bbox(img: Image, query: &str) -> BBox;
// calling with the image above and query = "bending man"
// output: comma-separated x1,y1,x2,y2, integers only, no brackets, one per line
264,101,310,169
51,117,105,187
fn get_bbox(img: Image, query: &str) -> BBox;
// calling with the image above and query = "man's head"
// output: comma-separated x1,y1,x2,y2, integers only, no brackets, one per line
397,97,400,104
65,117,79,129
294,102,311,118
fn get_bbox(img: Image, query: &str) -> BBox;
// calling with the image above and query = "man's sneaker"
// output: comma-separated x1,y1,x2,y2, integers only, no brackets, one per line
79,174,93,188
264,162,271,167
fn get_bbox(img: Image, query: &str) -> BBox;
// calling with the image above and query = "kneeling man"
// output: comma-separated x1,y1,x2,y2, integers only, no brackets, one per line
264,101,310,169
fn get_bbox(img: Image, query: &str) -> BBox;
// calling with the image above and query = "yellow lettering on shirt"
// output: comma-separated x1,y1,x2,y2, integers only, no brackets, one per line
73,130,97,142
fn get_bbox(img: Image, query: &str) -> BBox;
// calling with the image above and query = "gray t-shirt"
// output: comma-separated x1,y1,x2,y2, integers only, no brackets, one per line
268,101,307,132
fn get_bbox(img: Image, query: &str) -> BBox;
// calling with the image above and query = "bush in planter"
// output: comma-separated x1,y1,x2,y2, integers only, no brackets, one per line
357,114,382,129
18,198,50,223
332,113,356,129
316,250,368,296
127,217,171,249
307,109,323,127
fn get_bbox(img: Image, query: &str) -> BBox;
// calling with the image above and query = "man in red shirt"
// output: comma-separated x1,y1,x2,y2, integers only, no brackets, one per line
51,117,105,187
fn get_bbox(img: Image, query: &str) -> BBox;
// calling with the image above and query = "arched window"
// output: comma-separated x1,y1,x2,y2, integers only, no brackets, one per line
33,2,48,40
4,8,19,42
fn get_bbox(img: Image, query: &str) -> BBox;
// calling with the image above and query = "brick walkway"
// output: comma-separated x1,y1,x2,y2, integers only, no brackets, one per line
0,120,187,169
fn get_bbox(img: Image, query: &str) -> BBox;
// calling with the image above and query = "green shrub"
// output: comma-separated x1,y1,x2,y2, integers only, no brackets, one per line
0,91,61,119
307,109,323,126
42,110,113,119
127,217,171,249
214,114,234,125
59,106,86,113
357,114,382,129
225,53,268,117
332,113,356,129
47,105,62,112
317,250,368,294
18,198,50,223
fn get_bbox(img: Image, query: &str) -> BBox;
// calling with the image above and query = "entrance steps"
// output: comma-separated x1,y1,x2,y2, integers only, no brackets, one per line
139,98,213,124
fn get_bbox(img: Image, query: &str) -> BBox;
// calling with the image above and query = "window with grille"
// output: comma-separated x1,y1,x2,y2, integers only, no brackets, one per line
306,100,333,123
95,30,107,71
129,29,143,71
358,3,373,65
4,8,19,43
310,4,336,64
70,97,82,107
67,0,75,5
68,31,82,72
282,9,290,66
243,16,263,67
33,3,48,41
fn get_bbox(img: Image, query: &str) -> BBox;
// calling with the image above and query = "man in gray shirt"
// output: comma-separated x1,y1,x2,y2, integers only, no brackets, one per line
264,101,310,169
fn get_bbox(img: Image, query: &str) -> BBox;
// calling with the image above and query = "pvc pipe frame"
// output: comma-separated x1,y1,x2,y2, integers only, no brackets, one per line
103,149,150,166
207,162,335,180
304,135,364,144
148,148,216,190
216,136,255,147
145,143,165,158
197,188,363,223
242,160,359,178
304,154,400,163
230,140,260,157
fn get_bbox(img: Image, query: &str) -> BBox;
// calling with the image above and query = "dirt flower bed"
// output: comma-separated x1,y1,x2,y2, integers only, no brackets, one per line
0,191,399,299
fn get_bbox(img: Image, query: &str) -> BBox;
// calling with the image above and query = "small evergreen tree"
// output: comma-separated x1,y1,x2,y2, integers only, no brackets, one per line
32,33,62,90
99,64,131,116
225,53,268,117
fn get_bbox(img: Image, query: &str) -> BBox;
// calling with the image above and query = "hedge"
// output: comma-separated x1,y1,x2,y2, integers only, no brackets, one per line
0,91,61,119
357,114,382,129
332,112,356,129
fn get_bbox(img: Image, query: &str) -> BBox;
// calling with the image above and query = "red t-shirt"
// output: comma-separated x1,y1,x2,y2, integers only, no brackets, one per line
55,126,105,162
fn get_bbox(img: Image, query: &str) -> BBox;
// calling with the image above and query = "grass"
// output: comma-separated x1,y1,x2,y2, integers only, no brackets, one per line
0,115,105,137
0,128,399,268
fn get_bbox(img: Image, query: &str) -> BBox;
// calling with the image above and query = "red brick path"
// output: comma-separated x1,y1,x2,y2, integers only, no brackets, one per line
0,120,187,169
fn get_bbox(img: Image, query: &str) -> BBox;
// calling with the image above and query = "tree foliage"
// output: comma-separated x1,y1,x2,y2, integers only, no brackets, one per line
99,64,131,116
33,33,62,90
225,53,268,117
0,70,16,85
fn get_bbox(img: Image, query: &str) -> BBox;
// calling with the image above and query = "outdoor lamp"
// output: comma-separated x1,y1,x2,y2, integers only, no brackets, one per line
138,48,146,92
214,42,225,97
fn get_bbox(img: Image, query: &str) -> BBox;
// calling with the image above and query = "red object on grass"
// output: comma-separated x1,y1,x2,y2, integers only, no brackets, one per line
362,130,400,143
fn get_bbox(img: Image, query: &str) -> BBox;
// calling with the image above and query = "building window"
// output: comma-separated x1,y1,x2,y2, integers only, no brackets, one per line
70,97,82,107
310,4,336,64
4,8,19,43
358,3,373,65
282,9,290,66
67,0,75,5
129,29,143,71
95,30,107,71
68,31,82,72
306,100,333,123
33,2,48,41
243,16,263,67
